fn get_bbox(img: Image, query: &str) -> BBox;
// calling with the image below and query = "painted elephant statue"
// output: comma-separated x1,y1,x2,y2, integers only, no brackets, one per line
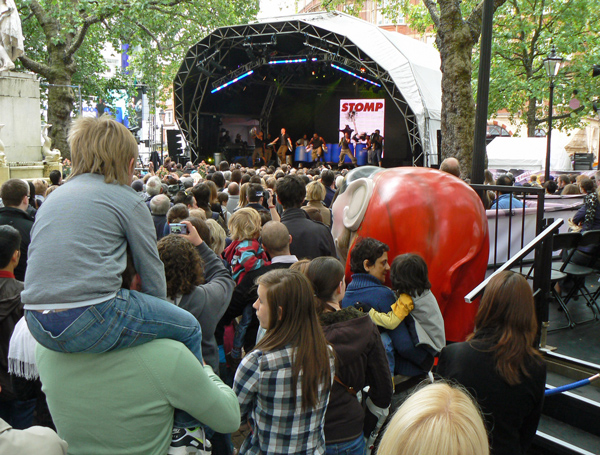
332,166,489,342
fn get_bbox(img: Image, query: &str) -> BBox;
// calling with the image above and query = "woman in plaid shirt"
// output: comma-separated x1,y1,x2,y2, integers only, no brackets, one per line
233,269,336,455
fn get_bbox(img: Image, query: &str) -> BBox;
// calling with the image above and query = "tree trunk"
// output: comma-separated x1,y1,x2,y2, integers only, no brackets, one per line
437,21,476,178
47,45,75,159
526,96,538,137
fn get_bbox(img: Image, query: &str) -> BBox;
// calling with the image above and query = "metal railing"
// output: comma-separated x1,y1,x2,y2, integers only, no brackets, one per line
467,184,564,348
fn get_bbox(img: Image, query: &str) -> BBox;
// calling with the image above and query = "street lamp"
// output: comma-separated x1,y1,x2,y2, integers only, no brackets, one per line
543,45,563,182
159,109,166,165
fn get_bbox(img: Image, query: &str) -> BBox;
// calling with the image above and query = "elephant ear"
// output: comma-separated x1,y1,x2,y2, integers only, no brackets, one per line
342,178,374,230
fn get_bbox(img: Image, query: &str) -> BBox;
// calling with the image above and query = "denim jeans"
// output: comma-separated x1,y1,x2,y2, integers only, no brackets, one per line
0,399,36,430
25,288,203,428
26,289,203,361
231,304,253,358
380,332,394,376
326,434,366,455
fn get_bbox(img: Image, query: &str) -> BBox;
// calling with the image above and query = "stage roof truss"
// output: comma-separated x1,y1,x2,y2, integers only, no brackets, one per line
175,12,441,164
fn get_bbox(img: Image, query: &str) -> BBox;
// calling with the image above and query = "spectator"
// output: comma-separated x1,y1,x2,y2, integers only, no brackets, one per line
306,257,392,454
226,183,240,213
302,181,331,227
145,175,163,203
341,237,395,311
48,170,62,187
172,190,198,210
205,219,226,256
544,180,558,195
217,221,298,369
0,180,34,281
149,194,170,240
437,271,546,455
439,157,461,178
357,254,445,382
191,183,228,234
0,226,35,429
37,336,240,455
157,222,234,373
321,170,336,208
0,417,67,455
490,175,524,209
223,208,270,367
23,116,207,453
557,174,570,193
562,183,580,195
377,383,489,455
276,175,335,259
32,179,47,208
233,269,335,454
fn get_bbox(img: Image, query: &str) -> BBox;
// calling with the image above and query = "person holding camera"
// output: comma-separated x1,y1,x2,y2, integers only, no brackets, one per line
246,183,280,223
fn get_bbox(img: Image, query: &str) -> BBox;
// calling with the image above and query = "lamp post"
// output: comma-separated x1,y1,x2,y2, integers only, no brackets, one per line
543,46,563,182
159,109,166,165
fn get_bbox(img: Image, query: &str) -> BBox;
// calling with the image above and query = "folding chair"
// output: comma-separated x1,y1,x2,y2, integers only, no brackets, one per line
552,230,600,325
510,232,580,330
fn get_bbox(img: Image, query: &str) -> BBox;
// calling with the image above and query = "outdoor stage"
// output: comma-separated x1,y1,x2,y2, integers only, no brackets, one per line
173,11,442,168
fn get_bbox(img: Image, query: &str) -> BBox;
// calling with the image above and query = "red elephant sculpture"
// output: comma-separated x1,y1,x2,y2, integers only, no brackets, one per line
332,167,489,342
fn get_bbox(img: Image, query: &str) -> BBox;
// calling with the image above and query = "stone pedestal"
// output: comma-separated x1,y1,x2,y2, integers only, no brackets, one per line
0,72,61,183
0,71,42,162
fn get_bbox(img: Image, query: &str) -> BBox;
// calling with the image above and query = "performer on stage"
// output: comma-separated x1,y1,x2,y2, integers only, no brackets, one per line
251,129,265,168
271,127,293,166
338,132,357,167
309,133,327,166
369,129,383,167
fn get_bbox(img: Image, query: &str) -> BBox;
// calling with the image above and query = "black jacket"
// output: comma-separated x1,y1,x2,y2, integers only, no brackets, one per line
436,340,546,455
0,207,34,281
320,307,393,443
280,208,336,260
0,277,24,402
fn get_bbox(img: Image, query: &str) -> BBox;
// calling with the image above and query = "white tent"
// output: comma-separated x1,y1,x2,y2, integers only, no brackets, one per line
255,12,443,165
486,135,573,171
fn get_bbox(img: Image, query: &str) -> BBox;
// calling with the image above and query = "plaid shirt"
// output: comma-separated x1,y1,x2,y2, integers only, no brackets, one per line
233,345,335,455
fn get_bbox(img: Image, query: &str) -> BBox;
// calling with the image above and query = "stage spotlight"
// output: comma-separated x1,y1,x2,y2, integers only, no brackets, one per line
211,70,254,94
330,64,381,87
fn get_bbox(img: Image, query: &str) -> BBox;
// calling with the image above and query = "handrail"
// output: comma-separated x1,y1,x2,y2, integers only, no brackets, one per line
465,218,564,303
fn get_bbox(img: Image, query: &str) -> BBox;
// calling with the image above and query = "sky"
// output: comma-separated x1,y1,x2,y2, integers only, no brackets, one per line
258,0,297,19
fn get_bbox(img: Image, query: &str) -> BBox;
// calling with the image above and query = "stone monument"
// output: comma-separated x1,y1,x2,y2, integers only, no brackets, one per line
0,1,61,183
0,0,23,72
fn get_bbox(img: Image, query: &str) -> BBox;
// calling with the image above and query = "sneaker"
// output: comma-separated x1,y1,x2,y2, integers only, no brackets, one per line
168,427,212,455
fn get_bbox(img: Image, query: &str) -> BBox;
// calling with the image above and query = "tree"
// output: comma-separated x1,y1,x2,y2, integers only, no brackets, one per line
319,0,508,177
481,0,599,137
15,0,259,157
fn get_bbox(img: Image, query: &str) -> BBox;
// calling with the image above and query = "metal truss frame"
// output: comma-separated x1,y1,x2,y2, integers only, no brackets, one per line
174,18,423,164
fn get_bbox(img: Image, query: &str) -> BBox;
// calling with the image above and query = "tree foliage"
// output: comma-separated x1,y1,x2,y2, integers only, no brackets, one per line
479,0,600,136
14,0,259,156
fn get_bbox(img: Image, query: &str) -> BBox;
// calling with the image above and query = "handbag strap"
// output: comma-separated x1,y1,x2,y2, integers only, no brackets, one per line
334,375,357,396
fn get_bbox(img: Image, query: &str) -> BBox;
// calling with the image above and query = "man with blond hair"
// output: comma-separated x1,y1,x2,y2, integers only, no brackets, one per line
23,116,211,453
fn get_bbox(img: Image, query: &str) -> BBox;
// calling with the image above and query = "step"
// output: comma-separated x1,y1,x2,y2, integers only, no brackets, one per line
533,415,600,454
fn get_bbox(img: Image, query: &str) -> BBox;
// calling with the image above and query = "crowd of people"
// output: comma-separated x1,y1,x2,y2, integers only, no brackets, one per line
0,116,550,455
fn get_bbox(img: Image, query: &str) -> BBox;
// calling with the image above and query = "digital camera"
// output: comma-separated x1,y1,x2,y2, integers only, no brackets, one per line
169,223,188,235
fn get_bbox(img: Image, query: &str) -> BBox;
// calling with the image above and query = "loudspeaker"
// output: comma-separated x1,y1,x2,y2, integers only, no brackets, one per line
167,130,184,158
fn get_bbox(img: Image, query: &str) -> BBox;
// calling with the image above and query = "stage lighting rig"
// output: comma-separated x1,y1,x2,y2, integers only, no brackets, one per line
330,63,381,87
211,70,254,94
